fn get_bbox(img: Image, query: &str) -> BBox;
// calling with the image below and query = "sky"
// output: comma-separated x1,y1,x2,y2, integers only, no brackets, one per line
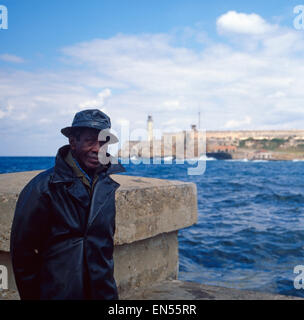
0,0,304,155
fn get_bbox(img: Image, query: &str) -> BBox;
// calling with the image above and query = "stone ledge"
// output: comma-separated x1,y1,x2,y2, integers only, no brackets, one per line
123,280,304,300
112,175,197,245
1,279,303,300
0,171,197,251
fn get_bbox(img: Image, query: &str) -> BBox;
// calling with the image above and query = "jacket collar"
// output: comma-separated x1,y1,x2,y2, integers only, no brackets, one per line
50,145,126,184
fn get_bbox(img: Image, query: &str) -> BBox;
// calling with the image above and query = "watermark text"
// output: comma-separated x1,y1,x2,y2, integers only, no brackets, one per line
0,265,8,290
0,5,8,30
97,124,207,176
294,5,304,30
294,265,304,289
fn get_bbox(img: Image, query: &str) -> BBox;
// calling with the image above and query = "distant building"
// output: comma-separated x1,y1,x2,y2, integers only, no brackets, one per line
191,124,197,131
147,115,153,142
207,145,237,153
206,130,304,141
118,116,304,159
253,150,273,160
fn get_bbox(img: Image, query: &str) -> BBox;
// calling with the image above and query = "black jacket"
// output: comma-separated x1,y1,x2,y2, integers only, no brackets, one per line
10,145,126,300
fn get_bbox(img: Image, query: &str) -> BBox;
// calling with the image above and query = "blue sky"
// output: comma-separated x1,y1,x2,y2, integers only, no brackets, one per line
0,0,304,155
0,0,298,63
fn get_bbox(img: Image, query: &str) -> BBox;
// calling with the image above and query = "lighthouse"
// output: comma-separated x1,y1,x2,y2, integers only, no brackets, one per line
147,115,153,142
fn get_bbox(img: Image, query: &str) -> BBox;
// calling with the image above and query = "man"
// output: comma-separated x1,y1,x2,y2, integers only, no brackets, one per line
10,109,126,300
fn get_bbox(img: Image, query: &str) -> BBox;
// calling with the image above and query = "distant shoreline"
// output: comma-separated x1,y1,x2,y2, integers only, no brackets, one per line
0,155,303,161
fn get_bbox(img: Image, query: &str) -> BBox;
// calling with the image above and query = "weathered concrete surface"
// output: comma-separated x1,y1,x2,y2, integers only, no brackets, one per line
0,171,197,251
0,288,19,300
113,175,197,245
0,171,197,299
0,251,19,300
115,231,178,298
124,280,303,300
1,279,302,300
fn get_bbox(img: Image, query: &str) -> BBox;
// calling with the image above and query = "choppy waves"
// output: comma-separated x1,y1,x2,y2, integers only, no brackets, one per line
122,159,304,298
1,157,304,297
177,161,304,298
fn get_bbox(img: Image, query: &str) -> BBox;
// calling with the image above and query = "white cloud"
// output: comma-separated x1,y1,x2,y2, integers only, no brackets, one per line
162,118,178,126
0,104,13,119
79,88,111,109
161,100,185,111
224,116,252,129
1,14,304,154
38,118,52,124
217,11,275,35
116,118,130,126
0,54,25,63
267,91,286,99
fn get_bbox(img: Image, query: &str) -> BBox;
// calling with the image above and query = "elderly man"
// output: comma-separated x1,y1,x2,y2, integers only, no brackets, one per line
10,109,126,300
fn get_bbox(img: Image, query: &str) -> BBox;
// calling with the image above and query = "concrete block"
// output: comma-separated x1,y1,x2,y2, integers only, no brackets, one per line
0,171,197,299
115,231,178,299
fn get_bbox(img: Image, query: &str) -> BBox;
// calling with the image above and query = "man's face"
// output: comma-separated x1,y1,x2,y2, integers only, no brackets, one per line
69,128,109,172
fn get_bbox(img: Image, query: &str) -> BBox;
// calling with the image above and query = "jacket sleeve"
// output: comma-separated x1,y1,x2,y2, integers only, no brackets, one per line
10,177,50,300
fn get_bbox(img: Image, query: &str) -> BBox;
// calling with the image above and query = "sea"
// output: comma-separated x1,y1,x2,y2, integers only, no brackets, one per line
1,156,304,298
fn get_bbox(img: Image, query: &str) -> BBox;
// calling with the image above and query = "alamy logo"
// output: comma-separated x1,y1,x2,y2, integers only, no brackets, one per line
294,265,304,289
0,265,8,290
0,5,7,30
294,5,304,30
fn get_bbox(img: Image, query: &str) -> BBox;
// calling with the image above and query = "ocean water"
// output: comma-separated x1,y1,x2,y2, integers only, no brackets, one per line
1,156,304,298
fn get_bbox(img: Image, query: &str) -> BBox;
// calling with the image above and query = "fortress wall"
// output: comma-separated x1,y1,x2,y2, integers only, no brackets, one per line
206,130,304,140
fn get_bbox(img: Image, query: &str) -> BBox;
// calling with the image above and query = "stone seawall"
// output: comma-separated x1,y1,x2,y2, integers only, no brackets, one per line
206,130,304,139
0,170,197,299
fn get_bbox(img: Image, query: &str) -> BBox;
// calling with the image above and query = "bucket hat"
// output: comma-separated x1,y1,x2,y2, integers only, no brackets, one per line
61,109,118,144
